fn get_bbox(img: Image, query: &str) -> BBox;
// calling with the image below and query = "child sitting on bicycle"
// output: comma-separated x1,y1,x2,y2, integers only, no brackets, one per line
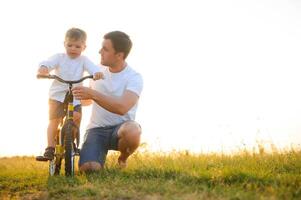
37,27,104,160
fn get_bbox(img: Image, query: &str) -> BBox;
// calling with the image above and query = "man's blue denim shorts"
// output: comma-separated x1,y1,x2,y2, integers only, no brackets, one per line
79,123,122,167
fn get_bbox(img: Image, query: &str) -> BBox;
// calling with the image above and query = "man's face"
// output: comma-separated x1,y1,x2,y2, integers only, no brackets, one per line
99,39,118,67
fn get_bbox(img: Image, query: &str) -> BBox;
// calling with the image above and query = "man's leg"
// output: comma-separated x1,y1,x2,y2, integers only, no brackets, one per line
117,121,141,167
79,128,109,172
79,161,102,172
79,121,141,171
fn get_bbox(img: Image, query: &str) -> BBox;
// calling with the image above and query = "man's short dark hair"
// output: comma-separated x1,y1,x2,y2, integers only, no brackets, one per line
104,31,132,59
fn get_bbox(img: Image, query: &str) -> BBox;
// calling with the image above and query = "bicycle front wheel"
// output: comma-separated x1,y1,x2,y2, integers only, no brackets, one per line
64,122,75,176
49,157,62,176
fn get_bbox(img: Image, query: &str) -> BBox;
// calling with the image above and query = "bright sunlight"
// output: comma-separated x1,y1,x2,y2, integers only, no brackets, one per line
0,0,301,156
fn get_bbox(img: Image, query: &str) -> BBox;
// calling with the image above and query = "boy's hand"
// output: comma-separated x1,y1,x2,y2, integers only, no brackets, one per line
93,72,105,80
37,66,49,75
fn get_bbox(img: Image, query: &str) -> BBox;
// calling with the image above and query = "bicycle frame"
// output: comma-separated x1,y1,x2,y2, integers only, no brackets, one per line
36,74,93,176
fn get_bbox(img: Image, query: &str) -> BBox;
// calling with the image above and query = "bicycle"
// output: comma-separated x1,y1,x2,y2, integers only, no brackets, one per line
36,74,93,176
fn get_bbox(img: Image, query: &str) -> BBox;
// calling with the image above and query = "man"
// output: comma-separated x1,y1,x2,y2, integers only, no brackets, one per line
72,31,143,172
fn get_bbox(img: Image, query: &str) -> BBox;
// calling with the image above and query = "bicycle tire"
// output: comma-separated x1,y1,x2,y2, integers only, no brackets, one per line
50,129,62,176
64,121,75,176
49,157,62,176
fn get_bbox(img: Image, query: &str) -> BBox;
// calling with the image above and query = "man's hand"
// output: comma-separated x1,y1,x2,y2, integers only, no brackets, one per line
93,72,105,80
72,86,93,100
37,66,49,75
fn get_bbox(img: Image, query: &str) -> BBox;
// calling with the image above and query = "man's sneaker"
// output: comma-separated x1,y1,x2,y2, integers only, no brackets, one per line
43,147,55,160
117,157,127,169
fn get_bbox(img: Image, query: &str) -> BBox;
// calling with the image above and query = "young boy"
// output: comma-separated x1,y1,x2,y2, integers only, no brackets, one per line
37,27,104,160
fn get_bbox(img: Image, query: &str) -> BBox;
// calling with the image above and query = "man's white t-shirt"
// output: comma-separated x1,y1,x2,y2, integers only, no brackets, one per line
87,64,143,129
40,53,101,105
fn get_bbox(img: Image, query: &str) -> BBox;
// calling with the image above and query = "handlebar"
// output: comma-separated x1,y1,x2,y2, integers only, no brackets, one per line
37,74,94,84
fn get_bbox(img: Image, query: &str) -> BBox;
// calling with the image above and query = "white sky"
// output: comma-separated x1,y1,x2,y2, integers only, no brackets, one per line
0,0,301,156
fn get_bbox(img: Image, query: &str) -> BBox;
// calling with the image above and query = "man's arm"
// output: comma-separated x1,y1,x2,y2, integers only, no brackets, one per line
80,99,93,106
72,86,139,115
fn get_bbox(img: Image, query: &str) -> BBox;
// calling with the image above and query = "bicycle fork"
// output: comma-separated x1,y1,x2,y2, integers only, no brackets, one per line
66,85,80,150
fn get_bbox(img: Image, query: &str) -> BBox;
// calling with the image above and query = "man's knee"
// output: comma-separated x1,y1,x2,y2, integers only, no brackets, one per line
79,161,102,172
118,121,141,147
119,121,141,136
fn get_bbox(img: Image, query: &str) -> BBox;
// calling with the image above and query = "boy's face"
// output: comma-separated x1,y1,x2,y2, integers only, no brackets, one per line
64,38,86,59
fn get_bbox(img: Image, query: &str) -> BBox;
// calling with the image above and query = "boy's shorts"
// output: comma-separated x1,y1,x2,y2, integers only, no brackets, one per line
48,99,82,120
79,123,123,167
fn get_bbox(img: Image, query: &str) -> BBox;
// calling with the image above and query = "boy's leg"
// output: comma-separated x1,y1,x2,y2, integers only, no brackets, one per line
44,118,61,160
116,121,141,167
44,99,64,159
72,106,82,147
73,110,82,128
47,118,61,147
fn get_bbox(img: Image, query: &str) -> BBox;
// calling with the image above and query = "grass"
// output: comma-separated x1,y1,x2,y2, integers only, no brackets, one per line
0,149,300,200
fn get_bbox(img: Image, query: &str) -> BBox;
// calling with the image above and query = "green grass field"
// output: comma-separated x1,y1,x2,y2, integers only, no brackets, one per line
0,149,300,200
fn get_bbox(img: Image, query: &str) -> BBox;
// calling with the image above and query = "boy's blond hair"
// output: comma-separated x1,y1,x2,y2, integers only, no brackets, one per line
65,28,87,42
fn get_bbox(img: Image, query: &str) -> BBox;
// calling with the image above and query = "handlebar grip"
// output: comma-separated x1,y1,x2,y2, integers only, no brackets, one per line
37,74,48,79
37,74,55,79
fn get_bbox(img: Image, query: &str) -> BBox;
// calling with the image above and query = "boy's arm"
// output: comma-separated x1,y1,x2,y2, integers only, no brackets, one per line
83,56,103,74
38,54,60,73
37,65,49,75
93,72,105,80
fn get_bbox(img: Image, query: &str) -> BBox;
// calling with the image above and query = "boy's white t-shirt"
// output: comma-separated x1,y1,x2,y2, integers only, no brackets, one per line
39,53,101,105
86,65,143,129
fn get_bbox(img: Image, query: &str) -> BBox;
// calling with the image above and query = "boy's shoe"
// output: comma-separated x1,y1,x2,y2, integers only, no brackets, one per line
43,147,55,160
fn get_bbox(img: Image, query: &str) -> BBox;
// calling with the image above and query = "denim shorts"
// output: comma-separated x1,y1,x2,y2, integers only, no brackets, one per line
49,99,81,120
79,123,122,167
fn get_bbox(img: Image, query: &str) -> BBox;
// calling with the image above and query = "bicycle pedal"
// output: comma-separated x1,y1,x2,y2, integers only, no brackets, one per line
35,156,50,162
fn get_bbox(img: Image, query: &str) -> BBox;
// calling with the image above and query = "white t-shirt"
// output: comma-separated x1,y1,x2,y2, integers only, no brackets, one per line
39,53,101,105
87,64,143,129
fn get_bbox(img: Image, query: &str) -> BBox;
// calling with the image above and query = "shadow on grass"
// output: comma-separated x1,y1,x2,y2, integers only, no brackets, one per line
45,167,301,199
47,175,87,198
82,167,286,187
